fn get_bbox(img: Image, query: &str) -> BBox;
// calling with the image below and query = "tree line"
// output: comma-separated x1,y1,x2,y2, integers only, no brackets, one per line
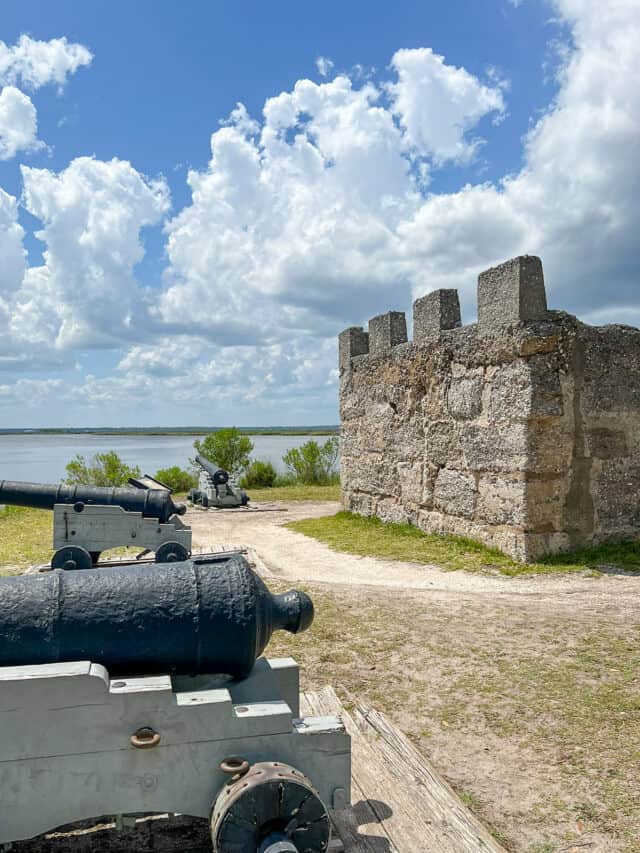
64,427,339,491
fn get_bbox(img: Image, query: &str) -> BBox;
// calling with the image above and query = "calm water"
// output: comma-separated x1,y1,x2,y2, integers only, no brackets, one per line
0,434,327,483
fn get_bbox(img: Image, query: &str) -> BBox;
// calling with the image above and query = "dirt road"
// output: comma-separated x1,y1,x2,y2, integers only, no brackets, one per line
190,501,640,853
189,500,638,607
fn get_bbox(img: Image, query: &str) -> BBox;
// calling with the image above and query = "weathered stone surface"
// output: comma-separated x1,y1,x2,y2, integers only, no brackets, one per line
527,420,574,474
425,420,463,467
525,477,568,532
586,427,629,459
413,289,461,342
368,311,407,355
460,423,529,472
344,492,376,516
594,460,640,532
488,359,563,421
339,253,640,561
397,461,423,504
339,326,369,373
478,255,547,334
376,498,410,525
447,376,483,420
434,468,477,519
477,474,527,527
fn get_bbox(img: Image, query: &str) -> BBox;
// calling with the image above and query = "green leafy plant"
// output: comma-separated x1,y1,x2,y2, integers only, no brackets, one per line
193,428,254,477
282,437,339,485
64,451,141,487
154,466,197,492
240,460,278,489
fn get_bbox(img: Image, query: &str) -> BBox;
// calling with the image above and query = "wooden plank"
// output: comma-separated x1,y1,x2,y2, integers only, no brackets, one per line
301,687,505,853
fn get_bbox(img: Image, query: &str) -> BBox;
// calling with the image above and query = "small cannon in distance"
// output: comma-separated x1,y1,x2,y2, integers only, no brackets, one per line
0,553,313,678
0,478,191,570
190,453,249,509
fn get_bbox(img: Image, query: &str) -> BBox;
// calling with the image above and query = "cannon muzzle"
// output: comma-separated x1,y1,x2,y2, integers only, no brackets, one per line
195,454,230,486
0,479,186,523
0,555,313,678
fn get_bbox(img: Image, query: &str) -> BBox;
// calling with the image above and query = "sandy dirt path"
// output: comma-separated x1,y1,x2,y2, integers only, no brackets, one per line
190,500,640,851
188,500,639,609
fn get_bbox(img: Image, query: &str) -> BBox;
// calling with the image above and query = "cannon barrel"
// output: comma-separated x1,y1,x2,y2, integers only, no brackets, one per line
195,454,230,485
0,555,313,678
0,479,186,523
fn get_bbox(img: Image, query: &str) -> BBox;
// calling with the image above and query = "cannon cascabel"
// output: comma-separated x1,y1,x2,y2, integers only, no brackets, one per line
0,479,186,523
0,555,314,678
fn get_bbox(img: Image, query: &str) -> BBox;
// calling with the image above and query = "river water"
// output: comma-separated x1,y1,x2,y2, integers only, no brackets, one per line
0,433,326,483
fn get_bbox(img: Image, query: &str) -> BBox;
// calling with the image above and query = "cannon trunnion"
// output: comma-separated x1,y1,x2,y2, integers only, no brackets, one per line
0,554,313,678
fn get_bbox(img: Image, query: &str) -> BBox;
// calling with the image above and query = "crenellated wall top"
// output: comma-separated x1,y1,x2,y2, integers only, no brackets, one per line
339,254,551,372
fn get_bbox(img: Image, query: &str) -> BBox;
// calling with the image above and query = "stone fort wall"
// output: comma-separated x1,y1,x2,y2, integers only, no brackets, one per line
338,255,640,561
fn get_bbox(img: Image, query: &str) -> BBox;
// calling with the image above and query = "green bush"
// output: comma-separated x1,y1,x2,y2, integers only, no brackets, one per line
240,460,278,489
64,451,141,487
282,437,339,485
193,428,254,478
154,466,197,492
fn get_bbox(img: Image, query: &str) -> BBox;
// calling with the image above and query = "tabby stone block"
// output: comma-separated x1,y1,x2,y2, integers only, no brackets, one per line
478,255,547,334
413,289,461,342
368,311,407,355
339,326,369,372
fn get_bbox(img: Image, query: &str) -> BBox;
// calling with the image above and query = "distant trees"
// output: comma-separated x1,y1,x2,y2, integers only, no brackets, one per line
154,466,197,492
193,428,254,478
64,451,140,487
281,437,339,485
239,460,278,489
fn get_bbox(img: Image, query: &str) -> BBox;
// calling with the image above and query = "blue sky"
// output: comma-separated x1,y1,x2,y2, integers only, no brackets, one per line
0,0,554,242
0,0,637,427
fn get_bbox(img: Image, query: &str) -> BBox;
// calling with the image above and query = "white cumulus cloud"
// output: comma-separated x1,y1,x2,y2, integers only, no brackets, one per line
0,35,92,90
0,187,26,292
12,157,170,351
389,47,506,163
0,86,41,159
0,0,638,425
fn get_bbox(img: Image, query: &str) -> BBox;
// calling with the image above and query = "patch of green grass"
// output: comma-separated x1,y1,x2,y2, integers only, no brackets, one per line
285,511,640,575
0,505,52,572
248,484,341,502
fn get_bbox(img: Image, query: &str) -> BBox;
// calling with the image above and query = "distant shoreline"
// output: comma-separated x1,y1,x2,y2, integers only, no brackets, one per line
0,426,339,437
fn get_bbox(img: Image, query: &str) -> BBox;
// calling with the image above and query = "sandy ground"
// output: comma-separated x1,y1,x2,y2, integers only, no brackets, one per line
189,501,640,853
189,500,639,606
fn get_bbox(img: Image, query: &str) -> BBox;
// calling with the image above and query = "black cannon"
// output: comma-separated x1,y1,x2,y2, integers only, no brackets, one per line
0,479,190,569
191,454,248,508
0,554,313,678
0,479,186,523
195,453,230,486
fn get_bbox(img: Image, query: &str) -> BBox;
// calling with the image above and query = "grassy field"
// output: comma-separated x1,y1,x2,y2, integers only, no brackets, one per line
248,483,341,502
286,511,640,576
0,506,52,572
268,581,640,851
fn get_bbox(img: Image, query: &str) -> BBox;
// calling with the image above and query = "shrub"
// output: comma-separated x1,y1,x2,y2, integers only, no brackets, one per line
193,428,254,477
282,437,339,485
64,451,141,487
240,460,278,489
154,466,197,492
